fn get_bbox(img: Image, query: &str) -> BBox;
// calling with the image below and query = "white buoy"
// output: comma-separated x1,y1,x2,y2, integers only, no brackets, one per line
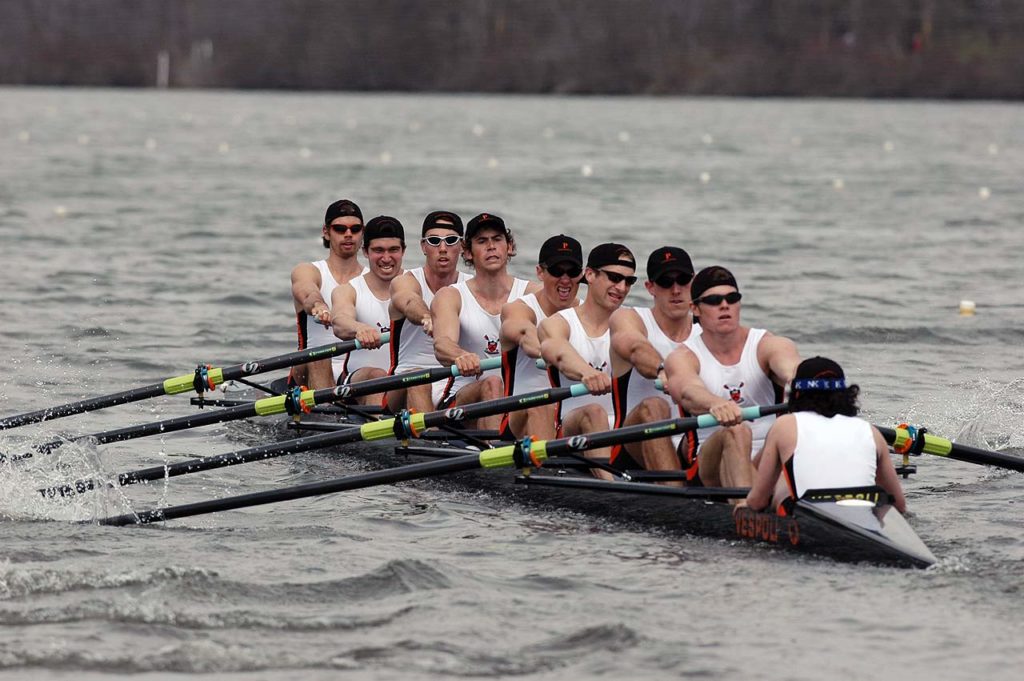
701,133,713,145
618,131,631,143
959,300,976,316
699,171,711,184
832,178,845,190
54,206,67,217
77,134,90,145
17,131,30,142
144,138,157,150
979,187,991,199
299,147,312,159
472,124,485,137
883,140,894,152
487,158,499,169
217,142,230,154
581,164,593,177
987,143,999,156
379,151,392,164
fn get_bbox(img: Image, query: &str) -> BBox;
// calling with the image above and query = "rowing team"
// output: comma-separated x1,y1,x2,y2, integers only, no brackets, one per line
288,199,908,515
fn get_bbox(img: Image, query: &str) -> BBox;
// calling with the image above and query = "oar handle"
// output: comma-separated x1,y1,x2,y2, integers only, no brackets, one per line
536,359,665,391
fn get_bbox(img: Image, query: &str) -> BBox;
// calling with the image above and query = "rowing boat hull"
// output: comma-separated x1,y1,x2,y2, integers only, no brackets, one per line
284,413,936,569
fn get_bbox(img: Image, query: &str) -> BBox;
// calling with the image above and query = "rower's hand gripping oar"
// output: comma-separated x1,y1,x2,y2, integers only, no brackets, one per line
0,336,387,431
97,403,785,526
10,352,495,467
35,358,502,498
878,423,1024,473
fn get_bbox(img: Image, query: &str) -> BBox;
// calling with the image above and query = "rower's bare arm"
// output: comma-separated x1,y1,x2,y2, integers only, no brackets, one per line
524,280,543,295
291,263,329,322
759,334,801,388
665,347,743,424
330,285,381,348
430,287,467,367
745,416,789,511
389,272,429,325
499,301,539,356
610,308,659,379
873,427,908,514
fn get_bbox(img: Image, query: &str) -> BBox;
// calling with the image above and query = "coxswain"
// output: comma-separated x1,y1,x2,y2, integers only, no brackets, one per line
289,199,368,389
499,234,584,439
385,211,471,412
540,243,636,477
431,213,539,430
743,356,908,514
665,265,801,488
330,216,406,405
609,246,700,483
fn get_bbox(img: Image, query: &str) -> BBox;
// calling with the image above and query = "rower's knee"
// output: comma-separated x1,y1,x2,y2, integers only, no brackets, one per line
479,375,503,400
581,404,609,431
636,397,670,422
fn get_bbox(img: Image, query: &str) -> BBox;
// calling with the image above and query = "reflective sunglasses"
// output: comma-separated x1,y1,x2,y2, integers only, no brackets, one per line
544,263,583,279
694,291,742,306
421,235,462,247
597,269,638,286
330,223,363,235
653,272,693,289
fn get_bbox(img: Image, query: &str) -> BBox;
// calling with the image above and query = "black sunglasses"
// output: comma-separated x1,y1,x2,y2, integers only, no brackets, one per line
545,263,583,279
694,291,742,306
421,235,462,247
330,224,363,235
597,269,638,286
653,272,693,289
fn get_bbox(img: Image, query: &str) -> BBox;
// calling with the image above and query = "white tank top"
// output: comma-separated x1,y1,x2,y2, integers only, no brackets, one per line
304,260,367,381
505,293,555,395
617,307,701,449
441,277,530,400
392,268,470,372
551,307,614,428
341,273,393,377
684,328,779,455
788,412,877,498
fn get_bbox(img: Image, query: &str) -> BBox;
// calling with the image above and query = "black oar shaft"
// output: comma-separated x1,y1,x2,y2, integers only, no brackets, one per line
0,340,364,430
100,453,481,526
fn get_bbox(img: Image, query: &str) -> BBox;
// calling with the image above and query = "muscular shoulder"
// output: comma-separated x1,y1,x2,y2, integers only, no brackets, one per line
291,261,321,285
501,299,537,324
610,307,644,335
390,270,423,296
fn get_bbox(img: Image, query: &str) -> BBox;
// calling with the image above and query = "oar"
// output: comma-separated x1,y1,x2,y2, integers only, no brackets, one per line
98,404,782,526
49,381,586,502
9,356,498,466
0,337,387,431
878,424,1024,473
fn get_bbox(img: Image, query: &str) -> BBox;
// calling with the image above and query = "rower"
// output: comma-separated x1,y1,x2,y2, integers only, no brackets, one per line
744,357,908,514
289,199,368,389
431,213,539,430
665,266,801,488
385,211,471,412
330,216,406,405
540,243,636,477
609,246,700,482
499,234,584,439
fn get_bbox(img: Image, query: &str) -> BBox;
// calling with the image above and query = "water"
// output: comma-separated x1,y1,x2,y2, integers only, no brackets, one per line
1,87,1023,679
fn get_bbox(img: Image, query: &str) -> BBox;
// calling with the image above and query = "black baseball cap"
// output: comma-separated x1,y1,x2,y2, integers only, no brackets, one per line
586,243,635,271
539,235,583,268
647,247,694,282
422,210,464,237
690,265,739,302
324,199,362,225
363,215,406,247
465,213,510,241
792,356,847,392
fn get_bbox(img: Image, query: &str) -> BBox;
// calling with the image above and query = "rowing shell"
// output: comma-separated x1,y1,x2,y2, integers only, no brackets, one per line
210,381,937,569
